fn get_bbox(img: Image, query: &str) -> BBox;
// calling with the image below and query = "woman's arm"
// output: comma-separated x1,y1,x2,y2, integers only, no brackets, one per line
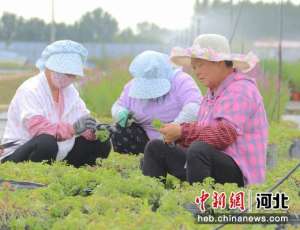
111,101,128,122
177,119,238,150
25,115,74,141
173,102,200,123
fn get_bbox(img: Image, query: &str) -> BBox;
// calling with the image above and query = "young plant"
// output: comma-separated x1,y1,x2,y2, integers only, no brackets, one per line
95,129,110,142
152,119,164,130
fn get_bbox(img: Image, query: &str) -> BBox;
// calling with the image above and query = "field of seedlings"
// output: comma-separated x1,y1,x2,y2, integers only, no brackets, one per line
0,58,299,229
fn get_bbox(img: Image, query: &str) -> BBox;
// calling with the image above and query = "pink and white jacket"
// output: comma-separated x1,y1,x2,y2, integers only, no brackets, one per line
1,72,93,161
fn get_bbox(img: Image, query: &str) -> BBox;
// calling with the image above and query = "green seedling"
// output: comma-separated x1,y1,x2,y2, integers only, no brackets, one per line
96,129,110,142
152,119,164,130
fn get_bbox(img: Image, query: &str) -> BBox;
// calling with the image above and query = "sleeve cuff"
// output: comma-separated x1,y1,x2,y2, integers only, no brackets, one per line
176,123,190,146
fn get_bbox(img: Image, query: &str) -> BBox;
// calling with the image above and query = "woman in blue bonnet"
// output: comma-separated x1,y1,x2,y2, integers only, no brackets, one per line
111,50,202,154
0,40,111,167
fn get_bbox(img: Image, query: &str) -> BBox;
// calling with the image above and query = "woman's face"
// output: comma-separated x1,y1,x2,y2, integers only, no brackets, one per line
50,71,77,89
191,58,225,90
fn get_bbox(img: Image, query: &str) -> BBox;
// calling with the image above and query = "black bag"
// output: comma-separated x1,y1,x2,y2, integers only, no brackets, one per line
111,123,149,154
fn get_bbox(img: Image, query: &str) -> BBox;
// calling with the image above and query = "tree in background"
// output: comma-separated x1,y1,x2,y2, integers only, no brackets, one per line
0,8,171,44
194,0,209,14
135,22,170,43
16,18,50,41
77,8,119,42
192,0,300,41
0,12,19,47
115,28,137,43
1,1,300,44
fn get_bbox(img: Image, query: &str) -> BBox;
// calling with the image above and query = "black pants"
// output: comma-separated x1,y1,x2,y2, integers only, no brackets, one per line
2,134,111,167
142,139,244,187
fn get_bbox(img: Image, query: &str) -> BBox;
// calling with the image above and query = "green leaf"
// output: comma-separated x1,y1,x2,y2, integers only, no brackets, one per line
96,129,110,142
152,119,163,130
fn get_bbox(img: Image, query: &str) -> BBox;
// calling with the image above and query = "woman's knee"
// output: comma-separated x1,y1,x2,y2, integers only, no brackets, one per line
144,139,165,157
186,141,212,162
83,138,112,159
34,134,58,155
29,134,58,161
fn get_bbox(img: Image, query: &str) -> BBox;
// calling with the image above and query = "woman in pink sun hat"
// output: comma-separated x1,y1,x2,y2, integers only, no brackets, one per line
141,34,268,187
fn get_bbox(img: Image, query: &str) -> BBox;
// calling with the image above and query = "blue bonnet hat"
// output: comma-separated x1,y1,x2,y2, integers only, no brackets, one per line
129,50,178,99
36,40,88,77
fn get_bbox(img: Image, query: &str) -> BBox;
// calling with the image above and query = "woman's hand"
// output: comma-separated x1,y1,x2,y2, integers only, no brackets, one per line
159,123,182,144
73,115,97,135
118,109,130,128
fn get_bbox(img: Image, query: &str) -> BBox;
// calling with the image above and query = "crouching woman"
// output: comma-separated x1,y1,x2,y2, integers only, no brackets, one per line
0,40,111,167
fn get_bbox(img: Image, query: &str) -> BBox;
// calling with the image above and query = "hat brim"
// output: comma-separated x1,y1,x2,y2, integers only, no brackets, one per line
129,78,171,99
170,47,258,73
45,53,85,77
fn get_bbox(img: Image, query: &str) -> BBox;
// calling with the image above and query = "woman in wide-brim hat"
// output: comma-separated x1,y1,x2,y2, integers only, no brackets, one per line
142,34,268,187
171,33,258,72
0,40,111,166
111,50,203,154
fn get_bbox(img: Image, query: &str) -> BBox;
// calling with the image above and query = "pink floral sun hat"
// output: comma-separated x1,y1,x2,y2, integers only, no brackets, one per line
170,34,259,73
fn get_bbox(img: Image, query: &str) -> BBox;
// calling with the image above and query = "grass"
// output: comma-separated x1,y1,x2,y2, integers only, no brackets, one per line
261,59,300,91
88,56,132,72
0,72,33,106
0,121,299,229
0,62,34,70
79,69,131,117
257,74,290,122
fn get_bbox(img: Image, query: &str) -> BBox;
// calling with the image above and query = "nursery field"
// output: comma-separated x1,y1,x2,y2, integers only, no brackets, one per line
0,121,299,229
0,58,300,229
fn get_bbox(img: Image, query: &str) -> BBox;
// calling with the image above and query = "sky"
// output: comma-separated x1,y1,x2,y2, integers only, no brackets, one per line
0,0,299,31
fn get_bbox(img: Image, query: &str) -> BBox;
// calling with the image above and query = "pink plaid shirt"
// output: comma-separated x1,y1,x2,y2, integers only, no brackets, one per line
197,71,268,185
